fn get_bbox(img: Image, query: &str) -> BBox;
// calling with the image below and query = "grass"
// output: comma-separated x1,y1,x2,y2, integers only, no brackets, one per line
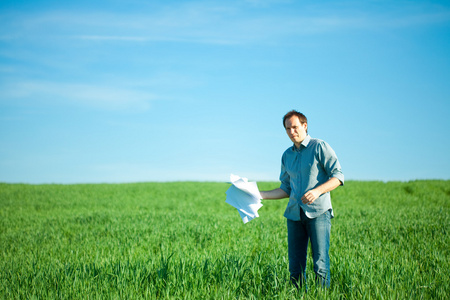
0,180,449,299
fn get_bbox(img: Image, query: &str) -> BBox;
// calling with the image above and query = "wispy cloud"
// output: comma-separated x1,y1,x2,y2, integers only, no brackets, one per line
77,35,149,42
76,34,240,45
0,80,157,112
2,2,449,46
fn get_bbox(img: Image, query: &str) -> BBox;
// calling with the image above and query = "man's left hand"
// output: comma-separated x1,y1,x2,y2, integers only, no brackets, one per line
301,189,320,205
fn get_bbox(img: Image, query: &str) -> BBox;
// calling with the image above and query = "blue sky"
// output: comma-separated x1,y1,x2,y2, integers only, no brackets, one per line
1,0,449,184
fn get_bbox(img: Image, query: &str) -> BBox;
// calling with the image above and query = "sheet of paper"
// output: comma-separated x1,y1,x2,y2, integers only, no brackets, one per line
225,174,263,224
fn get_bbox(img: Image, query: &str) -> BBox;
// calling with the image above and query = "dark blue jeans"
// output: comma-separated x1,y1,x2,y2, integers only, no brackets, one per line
287,209,331,289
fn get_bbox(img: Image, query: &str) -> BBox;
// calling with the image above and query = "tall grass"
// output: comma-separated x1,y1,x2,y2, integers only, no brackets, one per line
0,180,448,299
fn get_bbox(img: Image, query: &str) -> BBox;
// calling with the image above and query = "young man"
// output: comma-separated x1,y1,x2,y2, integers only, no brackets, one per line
260,110,344,289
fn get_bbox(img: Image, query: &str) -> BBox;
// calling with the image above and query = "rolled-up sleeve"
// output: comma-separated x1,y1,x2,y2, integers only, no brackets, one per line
279,153,292,195
318,141,344,185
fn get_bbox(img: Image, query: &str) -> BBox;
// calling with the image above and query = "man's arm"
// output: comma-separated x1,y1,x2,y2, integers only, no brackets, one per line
301,177,342,205
260,188,289,200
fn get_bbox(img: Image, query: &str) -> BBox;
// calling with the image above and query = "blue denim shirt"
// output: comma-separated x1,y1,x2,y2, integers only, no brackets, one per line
280,135,344,221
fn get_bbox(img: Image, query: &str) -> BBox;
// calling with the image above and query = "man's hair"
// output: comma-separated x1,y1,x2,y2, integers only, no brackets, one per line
283,110,308,131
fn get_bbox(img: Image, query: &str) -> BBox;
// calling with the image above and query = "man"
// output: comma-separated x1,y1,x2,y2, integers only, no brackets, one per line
260,110,344,289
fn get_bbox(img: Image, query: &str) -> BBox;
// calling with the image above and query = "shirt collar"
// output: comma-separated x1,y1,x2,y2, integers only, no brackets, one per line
292,134,311,151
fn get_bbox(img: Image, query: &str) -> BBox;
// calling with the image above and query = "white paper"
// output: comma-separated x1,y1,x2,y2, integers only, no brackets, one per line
226,174,263,224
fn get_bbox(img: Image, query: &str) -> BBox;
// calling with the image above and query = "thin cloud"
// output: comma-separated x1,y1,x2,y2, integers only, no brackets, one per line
76,34,240,45
77,35,149,42
0,80,157,112
2,2,449,46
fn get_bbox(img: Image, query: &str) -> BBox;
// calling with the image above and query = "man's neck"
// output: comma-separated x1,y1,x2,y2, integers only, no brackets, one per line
294,141,303,149
294,135,309,149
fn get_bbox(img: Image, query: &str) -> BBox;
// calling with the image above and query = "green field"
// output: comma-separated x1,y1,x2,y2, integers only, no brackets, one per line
1,180,449,299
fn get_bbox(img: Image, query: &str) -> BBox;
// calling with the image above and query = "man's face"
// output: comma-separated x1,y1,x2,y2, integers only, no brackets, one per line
284,116,308,147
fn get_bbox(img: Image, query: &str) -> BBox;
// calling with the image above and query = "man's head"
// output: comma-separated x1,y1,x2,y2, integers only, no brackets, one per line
283,110,308,147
